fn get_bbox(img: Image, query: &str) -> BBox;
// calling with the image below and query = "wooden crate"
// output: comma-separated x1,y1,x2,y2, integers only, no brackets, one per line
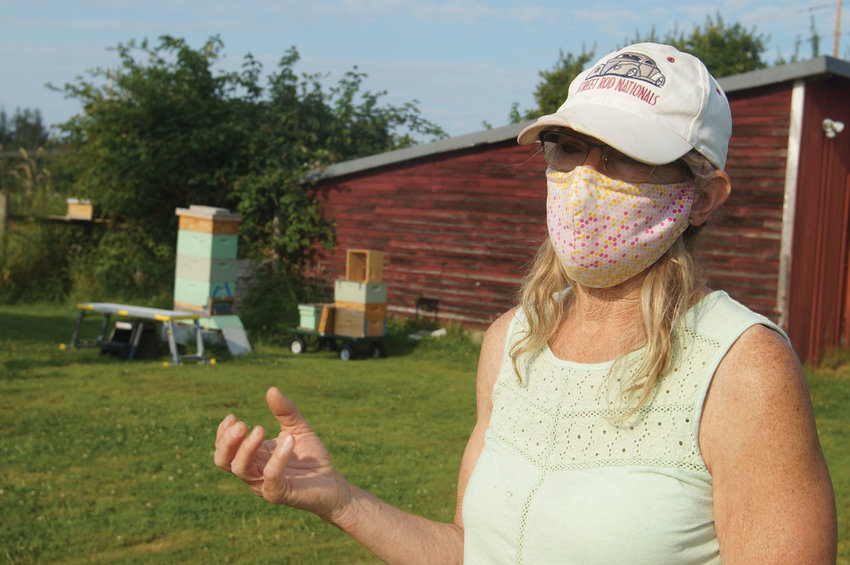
346,249,384,282
334,307,385,338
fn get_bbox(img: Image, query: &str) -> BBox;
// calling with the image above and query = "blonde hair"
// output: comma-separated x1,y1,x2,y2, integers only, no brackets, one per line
511,149,717,413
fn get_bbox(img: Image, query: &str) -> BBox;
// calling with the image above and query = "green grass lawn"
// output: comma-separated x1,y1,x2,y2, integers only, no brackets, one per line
1,303,847,563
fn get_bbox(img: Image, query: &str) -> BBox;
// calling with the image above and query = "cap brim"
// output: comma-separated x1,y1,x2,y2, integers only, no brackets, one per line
517,103,693,166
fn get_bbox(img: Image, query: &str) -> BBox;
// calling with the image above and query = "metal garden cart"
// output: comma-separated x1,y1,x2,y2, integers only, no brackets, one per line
287,327,387,360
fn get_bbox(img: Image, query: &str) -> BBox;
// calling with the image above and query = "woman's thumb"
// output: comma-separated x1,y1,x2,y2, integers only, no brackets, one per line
266,386,303,429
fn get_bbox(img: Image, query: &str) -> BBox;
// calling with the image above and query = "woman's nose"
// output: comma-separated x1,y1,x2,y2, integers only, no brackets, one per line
582,146,606,173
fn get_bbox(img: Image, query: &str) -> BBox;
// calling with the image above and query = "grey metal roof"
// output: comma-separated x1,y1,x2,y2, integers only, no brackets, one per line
305,121,529,182
311,55,850,182
718,55,850,93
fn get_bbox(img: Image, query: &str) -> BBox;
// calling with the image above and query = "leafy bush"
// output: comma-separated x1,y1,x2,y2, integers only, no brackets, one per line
238,262,334,340
0,222,71,303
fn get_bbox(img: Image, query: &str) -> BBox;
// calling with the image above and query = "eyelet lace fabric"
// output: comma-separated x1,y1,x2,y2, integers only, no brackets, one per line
462,291,786,565
490,323,714,474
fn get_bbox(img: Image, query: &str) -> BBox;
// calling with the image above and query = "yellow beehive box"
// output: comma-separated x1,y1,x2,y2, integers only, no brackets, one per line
66,198,93,220
346,249,384,282
175,205,241,235
334,301,387,319
318,304,335,334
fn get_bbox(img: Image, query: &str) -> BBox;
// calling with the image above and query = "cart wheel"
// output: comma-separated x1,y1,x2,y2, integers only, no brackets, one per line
290,337,307,354
338,343,355,361
368,342,387,359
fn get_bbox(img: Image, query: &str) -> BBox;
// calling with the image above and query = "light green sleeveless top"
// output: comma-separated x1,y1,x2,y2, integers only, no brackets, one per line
462,291,785,564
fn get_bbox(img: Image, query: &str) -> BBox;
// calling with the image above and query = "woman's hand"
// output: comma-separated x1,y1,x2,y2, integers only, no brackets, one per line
214,386,349,521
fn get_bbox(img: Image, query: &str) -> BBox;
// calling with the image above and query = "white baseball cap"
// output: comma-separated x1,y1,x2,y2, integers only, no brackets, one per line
517,42,732,169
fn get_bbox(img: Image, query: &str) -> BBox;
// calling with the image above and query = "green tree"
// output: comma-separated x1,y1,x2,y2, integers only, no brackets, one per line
1,107,52,197
516,12,768,123
510,45,596,122
0,107,50,148
51,35,445,300
660,12,768,77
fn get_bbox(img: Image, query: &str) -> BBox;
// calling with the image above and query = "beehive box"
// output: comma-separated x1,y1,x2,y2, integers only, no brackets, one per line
174,255,238,282
317,304,335,334
334,307,386,338
333,301,387,318
334,280,387,304
176,231,239,260
66,198,93,220
175,205,241,235
346,249,384,282
174,279,236,306
298,304,323,331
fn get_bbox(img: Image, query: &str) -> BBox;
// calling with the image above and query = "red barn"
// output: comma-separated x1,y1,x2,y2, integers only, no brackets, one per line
307,56,850,363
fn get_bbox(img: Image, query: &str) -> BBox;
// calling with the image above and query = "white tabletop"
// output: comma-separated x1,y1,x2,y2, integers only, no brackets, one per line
78,302,201,321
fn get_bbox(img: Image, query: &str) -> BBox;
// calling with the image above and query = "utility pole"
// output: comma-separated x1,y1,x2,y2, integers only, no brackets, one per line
835,0,842,57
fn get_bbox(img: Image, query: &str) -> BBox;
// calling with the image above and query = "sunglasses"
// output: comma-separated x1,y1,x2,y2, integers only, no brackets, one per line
539,131,690,184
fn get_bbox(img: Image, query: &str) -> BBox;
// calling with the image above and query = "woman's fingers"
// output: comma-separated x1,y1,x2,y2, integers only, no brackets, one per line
262,433,295,504
216,414,237,443
213,417,245,471
230,425,266,484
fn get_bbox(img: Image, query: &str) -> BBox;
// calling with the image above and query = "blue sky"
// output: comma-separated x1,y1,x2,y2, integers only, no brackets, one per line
1,0,847,138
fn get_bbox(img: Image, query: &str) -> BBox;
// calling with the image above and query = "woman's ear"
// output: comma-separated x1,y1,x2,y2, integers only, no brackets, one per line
690,170,731,226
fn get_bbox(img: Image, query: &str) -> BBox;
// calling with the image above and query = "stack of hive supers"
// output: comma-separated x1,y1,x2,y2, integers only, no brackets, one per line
332,249,387,337
172,205,243,330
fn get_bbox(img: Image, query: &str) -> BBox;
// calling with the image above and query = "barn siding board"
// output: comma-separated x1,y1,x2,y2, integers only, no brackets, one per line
699,85,792,320
784,77,850,362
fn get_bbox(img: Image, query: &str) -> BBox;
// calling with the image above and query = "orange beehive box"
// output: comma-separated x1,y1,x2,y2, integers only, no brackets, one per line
175,205,241,235
346,249,384,282
66,198,93,220
334,301,387,318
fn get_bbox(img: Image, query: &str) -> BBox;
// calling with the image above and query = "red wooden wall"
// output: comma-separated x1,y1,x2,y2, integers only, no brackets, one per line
707,84,791,319
309,141,547,328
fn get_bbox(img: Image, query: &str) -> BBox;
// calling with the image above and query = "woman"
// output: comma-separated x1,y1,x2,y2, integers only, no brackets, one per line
214,43,837,564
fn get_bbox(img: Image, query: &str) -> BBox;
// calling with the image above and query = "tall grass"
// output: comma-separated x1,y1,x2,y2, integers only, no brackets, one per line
0,303,847,563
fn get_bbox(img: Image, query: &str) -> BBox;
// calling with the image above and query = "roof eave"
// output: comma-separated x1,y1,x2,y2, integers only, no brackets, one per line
718,55,850,93
304,121,529,183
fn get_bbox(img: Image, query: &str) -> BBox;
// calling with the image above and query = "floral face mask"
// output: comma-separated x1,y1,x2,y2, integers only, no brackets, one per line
547,166,694,288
